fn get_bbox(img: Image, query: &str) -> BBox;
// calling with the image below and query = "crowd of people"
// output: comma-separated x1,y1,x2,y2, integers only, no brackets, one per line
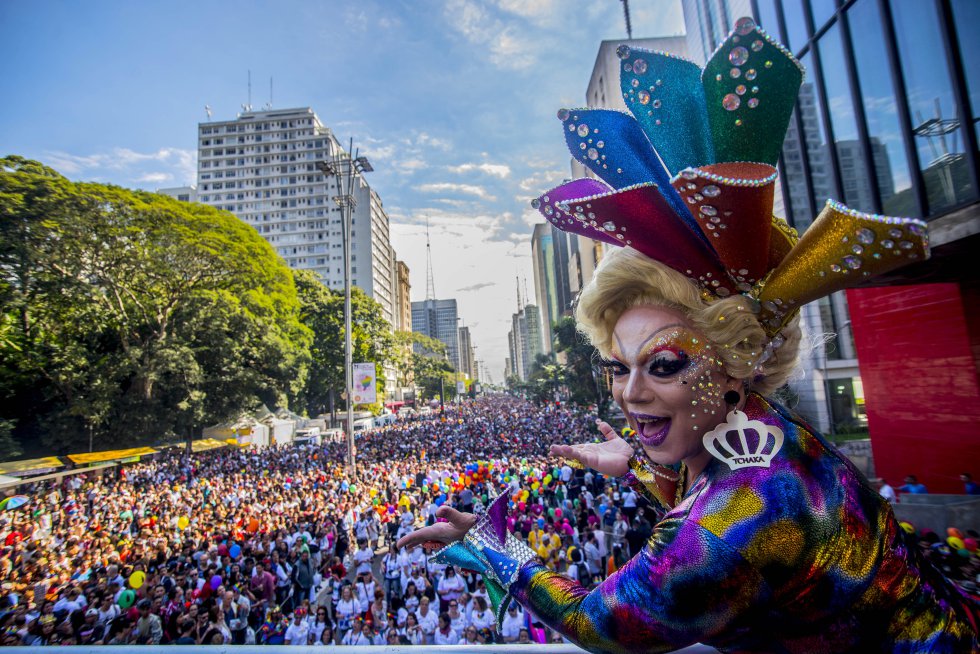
0,395,976,646
0,397,637,646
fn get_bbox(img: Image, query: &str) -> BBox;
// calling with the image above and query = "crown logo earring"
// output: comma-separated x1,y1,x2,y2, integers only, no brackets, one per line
703,390,783,470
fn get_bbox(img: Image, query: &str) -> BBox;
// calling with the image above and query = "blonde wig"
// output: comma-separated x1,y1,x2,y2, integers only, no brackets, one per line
575,248,801,396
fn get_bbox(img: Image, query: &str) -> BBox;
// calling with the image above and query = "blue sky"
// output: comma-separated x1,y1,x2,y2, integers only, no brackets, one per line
0,0,685,382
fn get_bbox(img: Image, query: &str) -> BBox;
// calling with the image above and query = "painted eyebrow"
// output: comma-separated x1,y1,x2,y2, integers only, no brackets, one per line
612,322,689,361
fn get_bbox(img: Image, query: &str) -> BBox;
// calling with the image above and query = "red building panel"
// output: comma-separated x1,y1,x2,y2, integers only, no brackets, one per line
846,283,980,494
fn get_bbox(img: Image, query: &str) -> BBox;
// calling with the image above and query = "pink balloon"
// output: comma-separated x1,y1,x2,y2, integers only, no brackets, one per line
554,509,562,519
963,538,977,552
518,501,526,512
562,524,574,535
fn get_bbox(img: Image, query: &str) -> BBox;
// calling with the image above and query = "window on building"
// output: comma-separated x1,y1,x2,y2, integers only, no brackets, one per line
817,24,873,212
848,0,916,216
892,0,976,213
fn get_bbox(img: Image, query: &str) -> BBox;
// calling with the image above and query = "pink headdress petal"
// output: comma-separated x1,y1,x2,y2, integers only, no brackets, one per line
670,163,777,288
534,179,621,247
568,183,735,295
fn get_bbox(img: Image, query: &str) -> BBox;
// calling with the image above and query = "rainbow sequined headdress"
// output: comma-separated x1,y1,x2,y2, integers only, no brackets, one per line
534,17,928,336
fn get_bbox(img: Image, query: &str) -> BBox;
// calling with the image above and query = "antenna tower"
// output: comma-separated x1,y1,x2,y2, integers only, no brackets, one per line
425,216,436,301
516,275,522,312
621,0,633,39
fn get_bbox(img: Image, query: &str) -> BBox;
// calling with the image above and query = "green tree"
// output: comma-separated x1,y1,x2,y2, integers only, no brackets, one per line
553,316,609,413
397,331,455,402
0,156,311,452
294,269,393,417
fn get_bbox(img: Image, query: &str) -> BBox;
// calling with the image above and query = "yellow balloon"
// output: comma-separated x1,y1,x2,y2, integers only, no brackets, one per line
177,516,189,530
129,571,145,589
948,536,965,550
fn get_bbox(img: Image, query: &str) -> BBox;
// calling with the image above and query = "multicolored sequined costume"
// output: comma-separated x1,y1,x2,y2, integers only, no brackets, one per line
507,394,978,653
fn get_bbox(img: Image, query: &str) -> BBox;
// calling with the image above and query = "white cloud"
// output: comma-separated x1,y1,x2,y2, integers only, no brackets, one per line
416,132,453,151
443,0,538,70
44,147,197,186
416,182,496,201
494,0,561,27
517,167,567,193
137,172,173,184
449,162,511,178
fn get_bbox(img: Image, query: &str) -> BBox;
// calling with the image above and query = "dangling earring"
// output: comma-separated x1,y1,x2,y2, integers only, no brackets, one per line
702,388,784,470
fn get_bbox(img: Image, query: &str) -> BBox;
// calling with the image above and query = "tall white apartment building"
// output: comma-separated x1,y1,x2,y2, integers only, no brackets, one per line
196,107,396,324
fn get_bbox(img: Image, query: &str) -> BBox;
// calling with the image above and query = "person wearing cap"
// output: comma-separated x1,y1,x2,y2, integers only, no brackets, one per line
283,608,309,646
134,598,162,644
77,608,105,645
500,602,525,643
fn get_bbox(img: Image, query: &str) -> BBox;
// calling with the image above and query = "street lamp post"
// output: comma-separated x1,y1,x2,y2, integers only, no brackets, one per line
316,141,372,480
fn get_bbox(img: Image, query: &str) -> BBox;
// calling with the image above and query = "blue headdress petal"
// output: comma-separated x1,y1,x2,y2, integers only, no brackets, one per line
621,49,714,175
559,109,690,222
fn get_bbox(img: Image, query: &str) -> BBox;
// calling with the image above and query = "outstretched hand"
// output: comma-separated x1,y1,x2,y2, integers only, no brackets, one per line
549,419,634,477
396,505,478,551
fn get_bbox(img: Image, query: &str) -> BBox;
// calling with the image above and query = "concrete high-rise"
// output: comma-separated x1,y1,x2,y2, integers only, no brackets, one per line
195,107,396,324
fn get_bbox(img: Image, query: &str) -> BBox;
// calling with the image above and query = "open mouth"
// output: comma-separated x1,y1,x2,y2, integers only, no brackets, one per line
631,413,671,447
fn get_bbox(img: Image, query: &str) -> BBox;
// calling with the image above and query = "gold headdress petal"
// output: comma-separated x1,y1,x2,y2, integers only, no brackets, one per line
755,200,929,333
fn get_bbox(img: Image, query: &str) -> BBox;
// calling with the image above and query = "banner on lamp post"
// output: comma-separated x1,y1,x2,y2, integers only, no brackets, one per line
456,381,466,395
352,363,377,404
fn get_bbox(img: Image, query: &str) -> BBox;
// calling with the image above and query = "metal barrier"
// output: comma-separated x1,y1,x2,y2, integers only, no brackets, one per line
2,644,720,653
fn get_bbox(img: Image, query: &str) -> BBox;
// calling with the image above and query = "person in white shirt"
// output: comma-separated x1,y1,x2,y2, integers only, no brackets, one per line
353,540,374,577
458,625,481,645
353,572,376,614
436,565,464,611
399,612,425,645
500,603,525,643
342,621,382,646
447,597,468,634
284,611,310,645
416,596,438,644
433,613,458,645
469,596,495,632
873,478,898,504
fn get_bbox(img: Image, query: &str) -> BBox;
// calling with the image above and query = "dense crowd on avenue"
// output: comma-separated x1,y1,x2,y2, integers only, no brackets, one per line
0,396,977,646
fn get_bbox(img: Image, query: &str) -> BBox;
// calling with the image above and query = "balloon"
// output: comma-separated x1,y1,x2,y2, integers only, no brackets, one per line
537,517,545,528
531,482,540,491
947,536,965,550
543,474,552,485
177,516,189,530
562,524,574,535
217,544,229,557
246,518,259,533
548,508,555,518
518,501,526,512
210,575,222,590
947,527,963,540
554,509,562,519
128,571,145,589
963,538,977,552
957,548,971,559
118,589,136,609
229,544,242,559
898,521,915,535
369,488,377,498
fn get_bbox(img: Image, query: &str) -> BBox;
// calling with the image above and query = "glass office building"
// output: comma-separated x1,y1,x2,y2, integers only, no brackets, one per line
682,0,979,491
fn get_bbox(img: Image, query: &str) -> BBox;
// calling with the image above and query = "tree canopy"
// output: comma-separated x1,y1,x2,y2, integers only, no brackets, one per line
0,156,312,453
294,269,393,417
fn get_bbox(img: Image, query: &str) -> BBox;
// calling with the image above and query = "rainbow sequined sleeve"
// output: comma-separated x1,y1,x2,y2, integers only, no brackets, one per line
509,510,769,653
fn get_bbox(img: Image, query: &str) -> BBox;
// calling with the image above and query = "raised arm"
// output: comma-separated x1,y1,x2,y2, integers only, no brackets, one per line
511,513,769,654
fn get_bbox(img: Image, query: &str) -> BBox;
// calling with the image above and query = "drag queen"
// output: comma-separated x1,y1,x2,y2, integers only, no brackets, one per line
400,17,978,653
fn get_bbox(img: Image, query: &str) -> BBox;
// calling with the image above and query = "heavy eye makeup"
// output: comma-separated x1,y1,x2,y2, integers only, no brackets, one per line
599,347,691,378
